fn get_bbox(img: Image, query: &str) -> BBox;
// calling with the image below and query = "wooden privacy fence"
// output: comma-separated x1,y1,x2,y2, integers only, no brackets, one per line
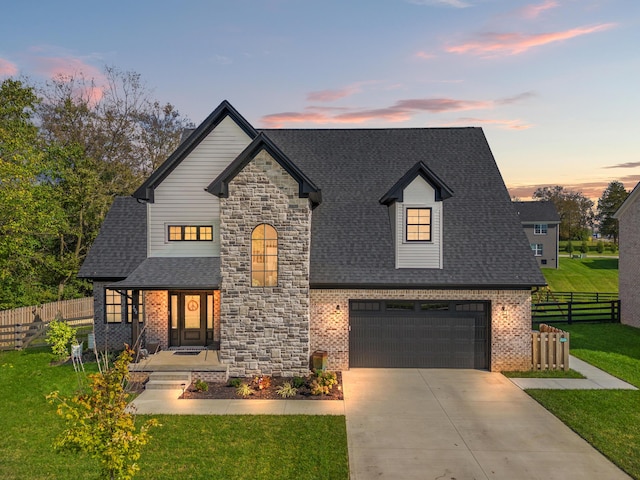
532,300,620,325
0,298,94,350
532,324,570,371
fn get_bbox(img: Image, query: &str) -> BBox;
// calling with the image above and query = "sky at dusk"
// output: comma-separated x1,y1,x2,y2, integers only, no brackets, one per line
1,0,639,200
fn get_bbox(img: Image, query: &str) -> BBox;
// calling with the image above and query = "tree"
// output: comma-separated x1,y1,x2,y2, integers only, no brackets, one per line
532,186,594,240
596,180,629,244
48,347,160,480
36,67,191,300
0,79,64,308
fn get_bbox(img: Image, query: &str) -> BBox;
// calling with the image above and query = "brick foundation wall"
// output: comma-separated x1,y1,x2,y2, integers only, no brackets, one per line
310,289,532,372
618,198,640,327
219,150,312,377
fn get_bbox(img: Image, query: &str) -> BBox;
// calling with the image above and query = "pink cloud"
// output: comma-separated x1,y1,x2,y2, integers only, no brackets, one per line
447,23,616,56
0,58,18,77
31,56,107,103
261,111,332,128
415,51,436,60
307,85,362,102
261,92,534,127
519,0,558,19
396,98,492,112
445,117,534,130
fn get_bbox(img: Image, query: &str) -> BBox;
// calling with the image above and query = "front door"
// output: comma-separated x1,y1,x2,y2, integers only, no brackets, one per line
169,292,214,347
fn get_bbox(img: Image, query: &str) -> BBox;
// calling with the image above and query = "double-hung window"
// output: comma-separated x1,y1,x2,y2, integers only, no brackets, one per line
406,208,432,242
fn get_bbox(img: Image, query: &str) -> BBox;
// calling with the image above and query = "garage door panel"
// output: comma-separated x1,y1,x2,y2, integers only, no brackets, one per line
349,301,489,369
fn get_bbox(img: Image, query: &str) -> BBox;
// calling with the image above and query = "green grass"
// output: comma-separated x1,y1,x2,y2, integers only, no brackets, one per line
502,369,584,378
0,348,349,480
542,257,618,293
525,323,640,479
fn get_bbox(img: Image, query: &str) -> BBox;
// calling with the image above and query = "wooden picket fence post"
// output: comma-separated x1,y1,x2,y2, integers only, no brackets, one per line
532,323,570,371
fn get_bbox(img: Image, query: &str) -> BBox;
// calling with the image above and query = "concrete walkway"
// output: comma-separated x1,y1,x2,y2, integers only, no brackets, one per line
508,355,638,390
128,389,345,415
343,368,631,480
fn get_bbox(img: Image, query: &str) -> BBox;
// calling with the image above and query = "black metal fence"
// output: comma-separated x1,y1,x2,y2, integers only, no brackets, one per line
533,291,618,303
532,300,620,325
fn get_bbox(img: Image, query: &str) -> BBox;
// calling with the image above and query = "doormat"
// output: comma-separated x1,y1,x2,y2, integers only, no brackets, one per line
173,351,201,356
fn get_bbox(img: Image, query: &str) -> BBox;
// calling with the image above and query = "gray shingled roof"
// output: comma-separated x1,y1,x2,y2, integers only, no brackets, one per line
513,201,561,223
81,126,545,289
107,257,221,290
78,197,147,279
261,128,545,288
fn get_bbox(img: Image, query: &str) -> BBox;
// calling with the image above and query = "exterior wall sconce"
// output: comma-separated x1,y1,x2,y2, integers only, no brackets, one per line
335,305,341,314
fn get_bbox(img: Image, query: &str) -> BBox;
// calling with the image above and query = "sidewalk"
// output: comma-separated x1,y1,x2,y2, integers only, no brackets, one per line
128,388,345,415
508,355,638,390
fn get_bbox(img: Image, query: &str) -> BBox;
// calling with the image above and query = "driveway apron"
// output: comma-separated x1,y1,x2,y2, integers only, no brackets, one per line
342,369,630,480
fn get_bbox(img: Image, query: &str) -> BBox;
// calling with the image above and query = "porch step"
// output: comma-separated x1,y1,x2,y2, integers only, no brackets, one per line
145,371,191,390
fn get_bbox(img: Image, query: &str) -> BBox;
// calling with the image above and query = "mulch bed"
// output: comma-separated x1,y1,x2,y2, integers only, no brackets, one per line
179,372,343,400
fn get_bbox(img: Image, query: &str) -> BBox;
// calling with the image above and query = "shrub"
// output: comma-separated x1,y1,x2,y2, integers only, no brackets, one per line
45,319,77,360
310,371,338,396
292,376,307,389
236,382,253,398
580,241,589,254
276,382,298,398
610,243,618,253
596,241,605,254
227,378,242,388
194,379,208,392
48,346,160,480
252,375,271,390
565,241,574,254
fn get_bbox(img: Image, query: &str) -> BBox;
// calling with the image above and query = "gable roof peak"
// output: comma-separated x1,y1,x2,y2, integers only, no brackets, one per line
379,160,454,206
206,132,321,207
133,100,258,201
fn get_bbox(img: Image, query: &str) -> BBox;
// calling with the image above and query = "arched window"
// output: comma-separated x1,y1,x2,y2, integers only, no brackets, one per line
251,224,278,287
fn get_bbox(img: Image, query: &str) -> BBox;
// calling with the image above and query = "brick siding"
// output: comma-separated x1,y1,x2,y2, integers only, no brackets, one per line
310,288,532,372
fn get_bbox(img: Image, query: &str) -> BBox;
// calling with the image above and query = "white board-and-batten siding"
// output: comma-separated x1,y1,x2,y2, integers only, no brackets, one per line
148,115,253,257
395,176,443,269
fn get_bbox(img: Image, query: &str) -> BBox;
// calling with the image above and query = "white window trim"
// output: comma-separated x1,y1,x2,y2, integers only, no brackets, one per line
533,224,548,235
531,243,543,256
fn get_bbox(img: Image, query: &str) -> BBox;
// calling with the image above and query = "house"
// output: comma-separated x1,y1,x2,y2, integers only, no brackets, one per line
513,201,561,269
613,181,640,328
78,100,545,376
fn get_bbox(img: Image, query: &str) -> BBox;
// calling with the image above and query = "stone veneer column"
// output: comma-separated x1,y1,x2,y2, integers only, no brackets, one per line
219,151,312,377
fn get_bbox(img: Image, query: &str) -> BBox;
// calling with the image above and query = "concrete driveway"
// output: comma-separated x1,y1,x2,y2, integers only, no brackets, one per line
342,369,630,480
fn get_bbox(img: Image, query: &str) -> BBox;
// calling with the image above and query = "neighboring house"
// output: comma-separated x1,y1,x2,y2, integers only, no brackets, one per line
78,100,545,376
613,181,640,328
513,201,560,269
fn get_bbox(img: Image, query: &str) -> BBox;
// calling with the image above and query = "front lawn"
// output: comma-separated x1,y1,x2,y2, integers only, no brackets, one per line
542,257,618,293
0,348,349,480
526,323,640,479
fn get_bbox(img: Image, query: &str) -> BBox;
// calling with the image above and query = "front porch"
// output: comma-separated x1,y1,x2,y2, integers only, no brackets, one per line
130,348,229,384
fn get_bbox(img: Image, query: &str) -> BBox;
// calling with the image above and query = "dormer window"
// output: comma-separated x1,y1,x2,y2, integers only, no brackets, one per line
406,208,432,242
